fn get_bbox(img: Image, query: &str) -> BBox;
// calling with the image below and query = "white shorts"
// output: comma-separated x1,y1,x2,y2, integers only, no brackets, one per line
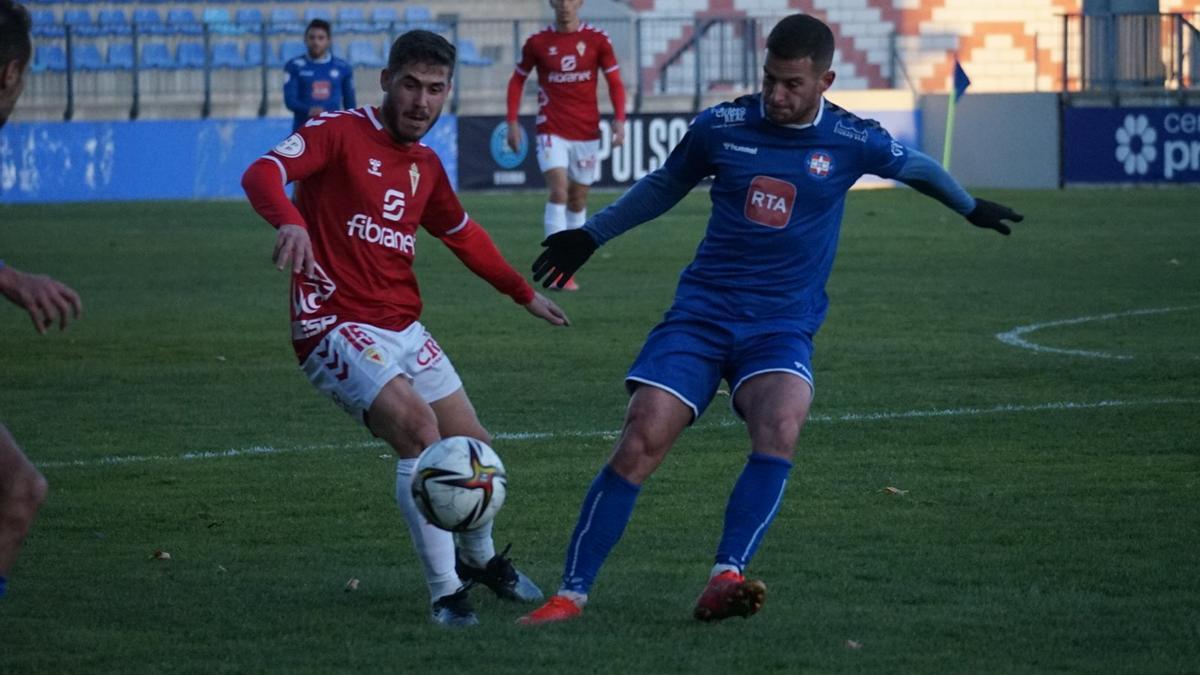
536,134,601,185
300,321,462,424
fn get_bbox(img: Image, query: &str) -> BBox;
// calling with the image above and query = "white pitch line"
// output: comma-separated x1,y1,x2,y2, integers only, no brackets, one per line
35,397,1200,470
995,306,1199,359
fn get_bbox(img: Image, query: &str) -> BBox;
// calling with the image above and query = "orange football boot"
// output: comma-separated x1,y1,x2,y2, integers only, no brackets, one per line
516,595,583,625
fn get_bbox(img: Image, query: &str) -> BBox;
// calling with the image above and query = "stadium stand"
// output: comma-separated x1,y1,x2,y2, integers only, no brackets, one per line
13,0,1197,122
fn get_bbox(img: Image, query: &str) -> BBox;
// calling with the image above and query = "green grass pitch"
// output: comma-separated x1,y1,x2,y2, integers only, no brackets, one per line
1,187,1197,672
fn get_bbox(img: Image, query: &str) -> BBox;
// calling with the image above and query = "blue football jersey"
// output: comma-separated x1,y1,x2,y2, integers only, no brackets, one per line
660,94,908,333
283,54,357,131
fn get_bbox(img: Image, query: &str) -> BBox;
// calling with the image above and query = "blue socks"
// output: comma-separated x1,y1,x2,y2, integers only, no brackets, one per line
0,575,7,599
715,452,793,572
556,453,790,595
560,465,641,595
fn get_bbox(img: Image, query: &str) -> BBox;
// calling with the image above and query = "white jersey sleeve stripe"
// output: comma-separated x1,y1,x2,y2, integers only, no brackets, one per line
263,155,288,186
444,213,470,236
604,64,620,74
364,106,385,131
514,66,530,76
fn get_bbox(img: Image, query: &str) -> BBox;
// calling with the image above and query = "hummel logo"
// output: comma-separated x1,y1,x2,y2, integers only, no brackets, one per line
367,158,382,177
723,142,758,155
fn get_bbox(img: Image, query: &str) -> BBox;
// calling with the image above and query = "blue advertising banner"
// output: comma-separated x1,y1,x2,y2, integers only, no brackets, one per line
0,115,458,203
1063,107,1200,183
458,109,920,191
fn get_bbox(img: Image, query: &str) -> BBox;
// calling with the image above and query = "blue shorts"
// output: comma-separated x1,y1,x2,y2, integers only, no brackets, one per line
625,314,815,422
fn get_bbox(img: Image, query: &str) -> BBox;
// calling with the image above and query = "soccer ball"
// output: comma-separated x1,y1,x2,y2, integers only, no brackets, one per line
411,436,507,532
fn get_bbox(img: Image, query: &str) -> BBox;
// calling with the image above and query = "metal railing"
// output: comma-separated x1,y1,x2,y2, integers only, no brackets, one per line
1059,12,1199,93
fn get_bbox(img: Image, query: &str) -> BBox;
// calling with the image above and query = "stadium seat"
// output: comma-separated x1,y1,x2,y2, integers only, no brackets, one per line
72,43,105,70
279,40,306,64
211,41,244,69
30,9,65,38
405,6,434,23
402,6,444,31
97,9,132,36
140,42,175,69
33,44,67,73
203,7,239,35
457,39,493,67
177,41,206,69
269,8,301,35
371,7,398,29
338,7,371,34
63,9,101,37
304,7,334,24
235,8,264,34
166,9,202,36
108,42,134,70
347,40,383,67
244,40,265,68
132,8,169,36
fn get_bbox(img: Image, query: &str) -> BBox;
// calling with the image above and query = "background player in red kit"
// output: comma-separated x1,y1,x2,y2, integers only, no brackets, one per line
242,30,569,627
506,0,626,290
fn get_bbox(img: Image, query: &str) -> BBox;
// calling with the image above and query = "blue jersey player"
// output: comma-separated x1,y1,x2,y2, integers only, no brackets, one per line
283,19,356,132
519,14,1023,625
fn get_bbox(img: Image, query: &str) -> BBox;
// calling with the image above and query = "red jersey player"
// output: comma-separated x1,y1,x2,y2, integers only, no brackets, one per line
242,30,568,627
506,0,626,290
0,0,83,600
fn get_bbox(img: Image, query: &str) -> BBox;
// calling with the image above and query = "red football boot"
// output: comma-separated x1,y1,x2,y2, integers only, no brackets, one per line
693,571,767,622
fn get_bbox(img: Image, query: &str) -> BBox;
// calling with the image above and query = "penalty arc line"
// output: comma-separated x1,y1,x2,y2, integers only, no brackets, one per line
36,396,1200,470
995,305,1200,360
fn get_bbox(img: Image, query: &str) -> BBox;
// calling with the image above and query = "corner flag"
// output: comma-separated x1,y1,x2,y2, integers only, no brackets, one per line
942,58,971,168
953,59,971,102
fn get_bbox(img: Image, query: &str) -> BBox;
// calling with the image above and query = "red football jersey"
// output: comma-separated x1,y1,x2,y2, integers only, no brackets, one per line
245,107,532,360
514,24,620,141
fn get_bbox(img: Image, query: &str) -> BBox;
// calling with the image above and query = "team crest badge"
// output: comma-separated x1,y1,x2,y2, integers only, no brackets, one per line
409,163,421,194
806,150,834,180
363,347,387,366
576,41,586,56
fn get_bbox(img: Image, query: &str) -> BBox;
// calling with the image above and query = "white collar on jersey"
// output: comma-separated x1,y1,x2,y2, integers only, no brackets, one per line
759,95,826,129
307,52,333,65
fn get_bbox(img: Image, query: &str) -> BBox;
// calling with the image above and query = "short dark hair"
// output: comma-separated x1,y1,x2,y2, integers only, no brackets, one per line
0,0,32,68
305,19,331,38
387,30,455,78
766,14,835,72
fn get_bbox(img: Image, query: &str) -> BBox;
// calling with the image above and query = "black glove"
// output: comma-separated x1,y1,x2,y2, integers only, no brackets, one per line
966,198,1024,236
532,229,598,289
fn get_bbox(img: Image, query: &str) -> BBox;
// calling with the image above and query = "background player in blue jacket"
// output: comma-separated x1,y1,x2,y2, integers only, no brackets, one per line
519,13,1023,625
283,19,356,131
